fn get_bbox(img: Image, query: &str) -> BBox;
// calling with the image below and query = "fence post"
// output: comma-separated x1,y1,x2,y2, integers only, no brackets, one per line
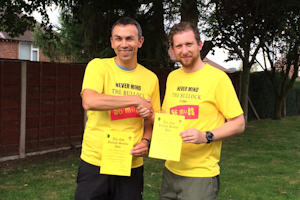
19,61,27,158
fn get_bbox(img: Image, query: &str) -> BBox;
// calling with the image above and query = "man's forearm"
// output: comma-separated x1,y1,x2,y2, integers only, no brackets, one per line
211,114,245,141
143,119,153,140
82,89,142,111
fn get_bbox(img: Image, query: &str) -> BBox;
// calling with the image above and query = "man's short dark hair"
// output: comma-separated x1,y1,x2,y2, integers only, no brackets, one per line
168,22,201,47
111,17,143,39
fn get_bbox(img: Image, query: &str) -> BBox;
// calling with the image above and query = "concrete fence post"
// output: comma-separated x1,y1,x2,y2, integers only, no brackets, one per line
19,61,27,158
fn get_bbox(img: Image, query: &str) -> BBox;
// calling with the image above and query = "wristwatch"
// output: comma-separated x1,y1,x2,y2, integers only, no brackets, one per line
142,137,151,149
206,131,214,144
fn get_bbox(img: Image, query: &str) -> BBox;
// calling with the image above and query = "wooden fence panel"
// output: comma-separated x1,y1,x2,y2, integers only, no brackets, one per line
25,62,85,153
0,59,86,160
0,60,21,157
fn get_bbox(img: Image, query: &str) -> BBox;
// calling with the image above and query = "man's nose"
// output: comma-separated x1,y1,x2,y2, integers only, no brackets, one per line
120,39,128,47
181,45,189,54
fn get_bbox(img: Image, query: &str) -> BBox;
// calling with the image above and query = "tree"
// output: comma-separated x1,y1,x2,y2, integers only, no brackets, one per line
33,0,170,66
202,0,285,122
180,0,199,27
137,0,169,67
2,0,214,67
0,0,57,37
256,0,300,119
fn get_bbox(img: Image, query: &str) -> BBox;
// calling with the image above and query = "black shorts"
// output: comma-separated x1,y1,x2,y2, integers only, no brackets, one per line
75,159,144,200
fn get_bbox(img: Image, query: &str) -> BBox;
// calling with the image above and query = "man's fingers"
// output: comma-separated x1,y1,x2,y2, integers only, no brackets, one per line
131,148,148,156
137,107,153,118
131,141,149,156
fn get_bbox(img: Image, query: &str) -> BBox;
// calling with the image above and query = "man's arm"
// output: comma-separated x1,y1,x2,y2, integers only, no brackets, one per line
180,114,245,144
81,89,153,115
130,118,152,157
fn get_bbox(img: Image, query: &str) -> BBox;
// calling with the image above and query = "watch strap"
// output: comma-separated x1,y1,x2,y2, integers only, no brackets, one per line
206,131,214,144
142,137,151,148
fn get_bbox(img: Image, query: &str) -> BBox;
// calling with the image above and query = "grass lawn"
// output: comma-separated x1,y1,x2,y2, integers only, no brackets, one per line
0,116,299,200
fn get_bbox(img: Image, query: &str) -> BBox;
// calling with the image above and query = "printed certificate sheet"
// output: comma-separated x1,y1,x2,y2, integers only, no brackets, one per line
149,113,184,161
100,131,134,176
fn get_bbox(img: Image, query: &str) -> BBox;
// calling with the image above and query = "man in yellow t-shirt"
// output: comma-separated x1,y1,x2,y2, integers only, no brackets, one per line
159,22,245,200
75,17,160,200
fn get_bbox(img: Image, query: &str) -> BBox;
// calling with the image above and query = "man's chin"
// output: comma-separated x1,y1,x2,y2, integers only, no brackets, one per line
180,60,192,67
119,55,132,60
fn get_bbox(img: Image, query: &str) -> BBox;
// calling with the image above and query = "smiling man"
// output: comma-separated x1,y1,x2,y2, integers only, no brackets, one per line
75,17,160,200
159,22,245,200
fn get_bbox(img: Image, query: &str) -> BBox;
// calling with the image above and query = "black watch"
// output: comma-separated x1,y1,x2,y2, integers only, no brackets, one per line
206,131,214,144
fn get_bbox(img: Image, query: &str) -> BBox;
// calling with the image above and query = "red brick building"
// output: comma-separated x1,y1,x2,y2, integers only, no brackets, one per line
0,30,50,62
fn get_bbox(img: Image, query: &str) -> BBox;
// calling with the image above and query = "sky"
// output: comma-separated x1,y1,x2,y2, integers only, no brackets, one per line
32,4,60,29
206,48,242,71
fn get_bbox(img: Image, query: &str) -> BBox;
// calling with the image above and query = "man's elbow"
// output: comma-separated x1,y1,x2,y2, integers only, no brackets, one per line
81,90,94,110
82,100,90,111
82,97,94,111
237,115,245,134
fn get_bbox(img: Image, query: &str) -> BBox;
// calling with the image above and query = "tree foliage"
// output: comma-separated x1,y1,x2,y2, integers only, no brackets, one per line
201,0,300,121
256,0,300,119
0,0,58,37
33,0,173,66
1,0,212,67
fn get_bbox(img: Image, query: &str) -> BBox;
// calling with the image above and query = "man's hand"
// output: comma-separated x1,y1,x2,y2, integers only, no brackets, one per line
130,140,149,157
180,128,207,144
135,97,153,119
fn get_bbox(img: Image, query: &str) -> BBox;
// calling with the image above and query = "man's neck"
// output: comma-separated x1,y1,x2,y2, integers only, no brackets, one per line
115,57,137,70
182,58,205,73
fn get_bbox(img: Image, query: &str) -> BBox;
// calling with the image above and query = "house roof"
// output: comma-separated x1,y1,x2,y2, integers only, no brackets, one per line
0,30,33,42
203,57,229,73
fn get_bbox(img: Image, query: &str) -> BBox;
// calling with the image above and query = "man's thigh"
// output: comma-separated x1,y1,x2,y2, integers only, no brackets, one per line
159,167,219,200
113,166,144,200
75,160,143,200
75,160,110,200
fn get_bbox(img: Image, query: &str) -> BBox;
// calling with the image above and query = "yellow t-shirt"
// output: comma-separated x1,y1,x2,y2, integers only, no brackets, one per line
162,64,243,177
81,58,160,168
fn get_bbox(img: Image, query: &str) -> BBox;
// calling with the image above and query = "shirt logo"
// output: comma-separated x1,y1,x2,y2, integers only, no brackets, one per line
170,105,199,119
111,106,140,120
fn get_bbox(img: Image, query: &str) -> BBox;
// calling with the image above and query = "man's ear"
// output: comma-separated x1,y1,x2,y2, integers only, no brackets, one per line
198,41,203,51
110,37,114,49
138,36,144,48
168,47,176,61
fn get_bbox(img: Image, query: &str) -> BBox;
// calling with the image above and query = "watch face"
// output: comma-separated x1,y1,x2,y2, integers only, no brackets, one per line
206,131,214,143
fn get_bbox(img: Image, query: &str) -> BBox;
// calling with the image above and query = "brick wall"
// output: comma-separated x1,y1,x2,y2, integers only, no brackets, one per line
0,40,51,62
0,41,18,59
39,50,50,62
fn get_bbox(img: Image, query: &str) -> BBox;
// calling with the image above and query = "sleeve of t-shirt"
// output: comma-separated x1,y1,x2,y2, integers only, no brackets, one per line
151,76,161,113
81,58,104,94
215,74,244,119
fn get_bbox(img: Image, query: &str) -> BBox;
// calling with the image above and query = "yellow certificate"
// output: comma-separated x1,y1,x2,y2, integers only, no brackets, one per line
149,113,184,161
100,131,134,176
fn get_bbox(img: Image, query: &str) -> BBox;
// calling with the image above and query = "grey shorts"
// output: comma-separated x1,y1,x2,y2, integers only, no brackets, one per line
159,167,219,200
